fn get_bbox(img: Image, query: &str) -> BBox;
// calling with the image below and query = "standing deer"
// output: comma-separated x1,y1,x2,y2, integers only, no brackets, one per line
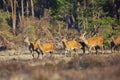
62,37,83,57
37,39,55,57
24,37,55,59
24,37,41,59
109,34,120,53
79,32,104,54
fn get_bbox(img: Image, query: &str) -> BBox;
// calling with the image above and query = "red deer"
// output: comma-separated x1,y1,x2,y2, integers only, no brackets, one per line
37,39,55,57
79,32,104,54
109,34,120,53
24,37,41,59
62,37,83,57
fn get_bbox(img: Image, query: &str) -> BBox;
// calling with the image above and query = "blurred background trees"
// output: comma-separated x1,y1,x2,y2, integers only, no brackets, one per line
0,0,119,43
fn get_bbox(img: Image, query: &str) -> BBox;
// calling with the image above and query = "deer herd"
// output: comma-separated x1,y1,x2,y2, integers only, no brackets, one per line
24,32,120,59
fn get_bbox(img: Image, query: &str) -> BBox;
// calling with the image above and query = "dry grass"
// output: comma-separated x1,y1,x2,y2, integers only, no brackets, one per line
0,49,120,80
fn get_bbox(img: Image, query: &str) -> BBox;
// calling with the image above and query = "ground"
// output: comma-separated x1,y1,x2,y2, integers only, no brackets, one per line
0,48,120,80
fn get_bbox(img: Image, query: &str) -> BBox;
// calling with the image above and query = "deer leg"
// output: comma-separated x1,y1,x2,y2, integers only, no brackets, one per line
95,47,98,54
31,51,34,59
111,46,115,53
65,50,68,57
76,50,79,56
89,47,92,54
98,45,104,54
115,45,119,53
36,49,41,59
118,45,120,53
101,45,104,54
118,46,120,53
39,49,44,58
29,45,35,59
111,46,113,53
73,48,76,56
70,51,73,57
110,42,114,53
82,47,85,54
73,49,78,56
50,51,54,58
29,48,34,58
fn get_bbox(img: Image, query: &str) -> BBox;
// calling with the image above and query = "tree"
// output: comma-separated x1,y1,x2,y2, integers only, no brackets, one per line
30,0,34,17
21,0,24,20
10,0,17,35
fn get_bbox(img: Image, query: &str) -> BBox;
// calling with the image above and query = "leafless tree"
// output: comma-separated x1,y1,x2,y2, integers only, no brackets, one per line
30,0,34,17
10,0,17,35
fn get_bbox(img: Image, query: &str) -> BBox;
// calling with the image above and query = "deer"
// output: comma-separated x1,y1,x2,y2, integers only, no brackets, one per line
37,39,55,57
109,34,120,53
61,37,83,57
79,32,104,54
24,37,41,59
24,37,55,59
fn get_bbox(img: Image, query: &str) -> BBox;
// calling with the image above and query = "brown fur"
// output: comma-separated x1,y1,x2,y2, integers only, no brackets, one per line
111,36,120,45
110,35,120,52
24,37,41,59
36,39,55,56
79,32,104,54
62,38,82,57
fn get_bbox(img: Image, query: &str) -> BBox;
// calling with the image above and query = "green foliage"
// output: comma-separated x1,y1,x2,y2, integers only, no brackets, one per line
0,11,10,24
105,17,116,25
50,0,74,21
49,0,118,33
104,33,111,49
76,0,117,32
0,11,13,40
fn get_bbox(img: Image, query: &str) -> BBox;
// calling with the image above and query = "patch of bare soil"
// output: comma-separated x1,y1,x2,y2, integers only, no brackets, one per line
0,48,120,80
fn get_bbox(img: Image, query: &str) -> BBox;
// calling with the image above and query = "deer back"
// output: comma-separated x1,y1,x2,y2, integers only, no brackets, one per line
40,42,55,53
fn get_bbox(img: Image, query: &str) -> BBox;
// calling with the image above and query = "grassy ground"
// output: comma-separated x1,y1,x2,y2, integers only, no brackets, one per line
0,48,120,80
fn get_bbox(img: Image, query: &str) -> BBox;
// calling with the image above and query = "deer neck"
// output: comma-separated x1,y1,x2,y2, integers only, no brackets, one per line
27,41,31,46
111,36,115,42
37,41,44,51
62,41,66,49
24,38,31,46
82,38,88,45
62,39,67,48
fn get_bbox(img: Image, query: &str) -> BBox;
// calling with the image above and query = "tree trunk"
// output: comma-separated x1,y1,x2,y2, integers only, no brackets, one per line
13,0,16,35
26,0,29,17
83,0,86,10
21,0,24,20
30,0,34,17
11,0,16,35
19,0,25,28
18,11,22,24
115,0,120,21
73,0,80,32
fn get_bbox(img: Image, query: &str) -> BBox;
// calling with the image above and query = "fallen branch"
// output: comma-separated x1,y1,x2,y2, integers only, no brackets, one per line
0,31,16,50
